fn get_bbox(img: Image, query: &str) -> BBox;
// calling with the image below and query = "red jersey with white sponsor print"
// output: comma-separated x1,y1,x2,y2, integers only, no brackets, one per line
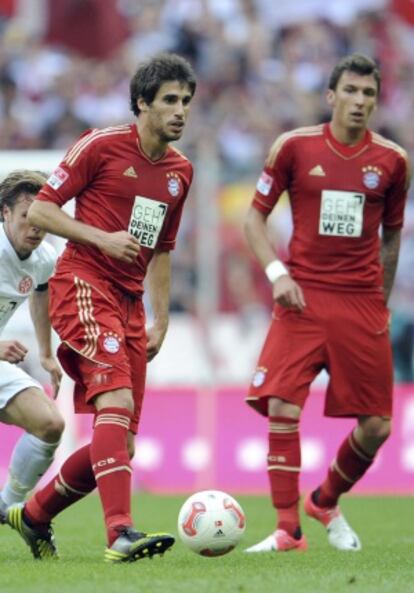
253,123,410,292
37,123,193,295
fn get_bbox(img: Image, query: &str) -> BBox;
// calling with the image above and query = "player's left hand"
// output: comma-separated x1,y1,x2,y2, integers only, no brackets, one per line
40,356,63,399
146,325,168,362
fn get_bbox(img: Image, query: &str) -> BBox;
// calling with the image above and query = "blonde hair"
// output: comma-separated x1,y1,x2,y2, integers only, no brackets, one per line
0,170,47,221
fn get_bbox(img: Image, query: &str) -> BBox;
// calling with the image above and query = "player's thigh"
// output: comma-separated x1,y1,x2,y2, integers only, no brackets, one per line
326,293,392,416
0,384,63,437
50,273,134,406
247,302,325,415
125,300,147,434
49,272,127,365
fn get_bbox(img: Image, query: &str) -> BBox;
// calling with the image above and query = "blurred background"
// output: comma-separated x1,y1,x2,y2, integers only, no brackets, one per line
1,0,413,494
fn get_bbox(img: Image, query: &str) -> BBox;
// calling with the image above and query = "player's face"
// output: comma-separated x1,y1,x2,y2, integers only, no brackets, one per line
142,81,193,143
327,71,378,131
3,195,46,258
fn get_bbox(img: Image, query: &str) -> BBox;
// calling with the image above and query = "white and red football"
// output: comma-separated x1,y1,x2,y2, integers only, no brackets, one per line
177,490,246,556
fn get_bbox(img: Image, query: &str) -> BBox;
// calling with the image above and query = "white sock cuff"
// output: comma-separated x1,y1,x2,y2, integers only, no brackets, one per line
25,433,61,454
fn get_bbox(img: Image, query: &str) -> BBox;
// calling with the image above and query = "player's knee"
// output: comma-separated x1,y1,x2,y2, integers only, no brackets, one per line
35,412,65,442
268,397,301,419
127,440,135,459
127,431,136,459
360,417,391,442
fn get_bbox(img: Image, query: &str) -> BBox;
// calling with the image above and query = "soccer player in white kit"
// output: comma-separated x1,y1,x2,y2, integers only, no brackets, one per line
0,170,64,519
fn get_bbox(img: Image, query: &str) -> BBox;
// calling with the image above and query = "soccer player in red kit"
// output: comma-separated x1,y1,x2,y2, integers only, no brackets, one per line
244,54,411,553
5,54,196,562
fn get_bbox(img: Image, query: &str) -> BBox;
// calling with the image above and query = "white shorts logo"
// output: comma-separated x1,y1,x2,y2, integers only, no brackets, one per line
128,196,168,249
319,190,365,237
47,167,69,190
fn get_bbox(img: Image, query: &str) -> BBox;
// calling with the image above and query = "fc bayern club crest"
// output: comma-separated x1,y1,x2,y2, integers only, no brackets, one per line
362,166,382,189
102,331,121,354
167,172,181,197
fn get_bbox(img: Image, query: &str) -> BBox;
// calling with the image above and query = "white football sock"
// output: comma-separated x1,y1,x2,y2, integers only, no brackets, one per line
0,433,60,507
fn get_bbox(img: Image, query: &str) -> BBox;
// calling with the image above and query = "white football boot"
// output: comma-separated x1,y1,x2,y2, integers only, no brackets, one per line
304,493,361,551
245,529,308,553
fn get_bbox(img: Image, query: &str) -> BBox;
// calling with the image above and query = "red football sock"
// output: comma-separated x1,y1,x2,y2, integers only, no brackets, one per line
90,407,133,546
317,430,375,507
268,416,301,537
25,444,96,525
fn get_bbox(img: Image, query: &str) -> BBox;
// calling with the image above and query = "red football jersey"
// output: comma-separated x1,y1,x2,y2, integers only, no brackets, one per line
253,123,410,291
37,124,193,295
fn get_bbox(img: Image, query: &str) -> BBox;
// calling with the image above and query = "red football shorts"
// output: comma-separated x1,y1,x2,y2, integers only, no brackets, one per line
49,267,146,434
246,287,393,418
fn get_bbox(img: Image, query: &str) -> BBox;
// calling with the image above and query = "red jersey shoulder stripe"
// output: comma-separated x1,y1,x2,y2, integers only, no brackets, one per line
371,132,411,188
266,125,324,167
371,132,407,159
169,145,191,163
65,125,131,167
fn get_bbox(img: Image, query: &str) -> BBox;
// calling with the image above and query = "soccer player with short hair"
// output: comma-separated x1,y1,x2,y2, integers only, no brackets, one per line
5,53,196,562
0,170,64,517
244,54,411,553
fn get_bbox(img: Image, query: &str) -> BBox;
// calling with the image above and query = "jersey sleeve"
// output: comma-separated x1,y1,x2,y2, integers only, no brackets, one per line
36,129,101,207
252,133,294,215
382,152,411,230
158,166,193,251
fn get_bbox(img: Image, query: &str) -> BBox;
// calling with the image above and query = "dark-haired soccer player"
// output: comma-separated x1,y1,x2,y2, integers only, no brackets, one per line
6,53,196,562
244,54,411,552
0,170,63,517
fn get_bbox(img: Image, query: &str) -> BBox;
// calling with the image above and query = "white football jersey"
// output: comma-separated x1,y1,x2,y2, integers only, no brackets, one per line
0,224,57,335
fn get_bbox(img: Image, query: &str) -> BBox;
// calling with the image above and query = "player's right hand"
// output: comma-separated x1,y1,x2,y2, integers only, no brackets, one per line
273,275,306,311
0,340,28,363
97,231,141,263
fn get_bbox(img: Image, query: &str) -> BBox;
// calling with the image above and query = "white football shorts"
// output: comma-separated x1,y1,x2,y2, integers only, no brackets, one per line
0,360,42,409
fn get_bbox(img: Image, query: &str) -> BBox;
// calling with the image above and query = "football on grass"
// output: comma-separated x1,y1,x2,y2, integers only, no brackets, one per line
177,490,246,556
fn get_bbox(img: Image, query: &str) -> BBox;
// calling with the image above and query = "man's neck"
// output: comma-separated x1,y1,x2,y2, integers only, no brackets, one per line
135,121,168,161
329,121,367,146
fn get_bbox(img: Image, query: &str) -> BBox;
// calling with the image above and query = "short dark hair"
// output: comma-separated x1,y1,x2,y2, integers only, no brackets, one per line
0,170,47,221
130,53,197,117
329,53,381,94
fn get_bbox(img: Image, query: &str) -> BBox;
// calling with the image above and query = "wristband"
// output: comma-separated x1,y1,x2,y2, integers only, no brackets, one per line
265,260,288,283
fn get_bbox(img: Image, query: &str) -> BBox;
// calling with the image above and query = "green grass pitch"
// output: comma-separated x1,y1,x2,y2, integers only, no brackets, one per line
1,494,413,593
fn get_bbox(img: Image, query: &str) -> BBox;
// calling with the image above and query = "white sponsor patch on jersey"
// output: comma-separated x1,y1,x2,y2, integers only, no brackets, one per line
47,167,69,190
319,190,365,237
128,196,168,249
0,297,18,322
256,171,274,196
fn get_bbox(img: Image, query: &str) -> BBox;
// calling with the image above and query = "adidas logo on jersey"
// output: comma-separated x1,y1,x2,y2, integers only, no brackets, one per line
308,165,326,176
123,166,138,178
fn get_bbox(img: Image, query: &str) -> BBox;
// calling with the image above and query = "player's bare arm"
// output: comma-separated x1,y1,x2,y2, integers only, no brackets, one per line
244,206,306,311
0,340,28,363
146,250,171,362
381,228,401,304
29,289,62,397
28,200,141,264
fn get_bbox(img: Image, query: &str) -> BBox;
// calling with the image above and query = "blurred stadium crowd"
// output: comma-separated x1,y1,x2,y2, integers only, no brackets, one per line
0,0,413,379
